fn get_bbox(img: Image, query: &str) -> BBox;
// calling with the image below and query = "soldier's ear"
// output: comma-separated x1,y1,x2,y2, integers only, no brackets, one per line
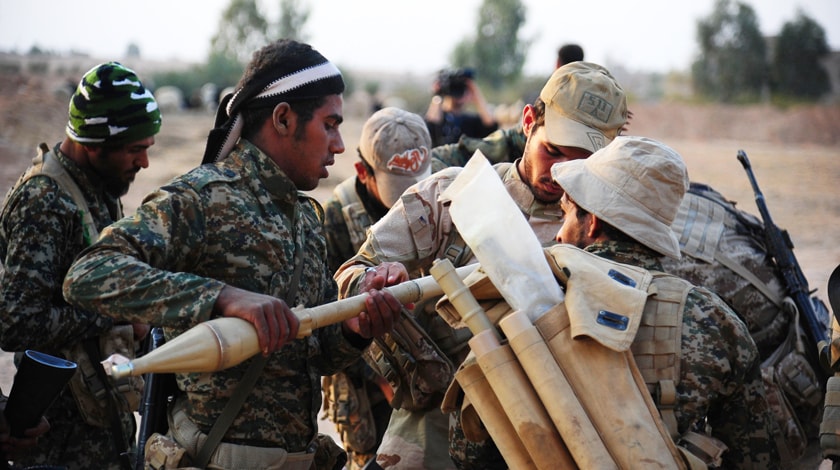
354,161,369,181
272,103,293,135
587,214,603,239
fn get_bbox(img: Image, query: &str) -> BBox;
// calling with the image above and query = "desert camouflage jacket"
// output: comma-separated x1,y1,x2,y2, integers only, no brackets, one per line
334,159,562,296
63,140,366,451
0,143,117,353
587,240,781,469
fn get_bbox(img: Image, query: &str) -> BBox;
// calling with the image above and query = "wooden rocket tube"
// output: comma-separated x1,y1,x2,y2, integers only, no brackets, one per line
470,329,577,470
107,264,478,379
499,309,617,470
428,258,496,336
455,357,537,470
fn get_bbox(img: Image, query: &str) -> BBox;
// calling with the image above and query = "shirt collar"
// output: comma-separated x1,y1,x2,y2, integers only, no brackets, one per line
233,139,300,206
497,160,564,220
583,240,664,271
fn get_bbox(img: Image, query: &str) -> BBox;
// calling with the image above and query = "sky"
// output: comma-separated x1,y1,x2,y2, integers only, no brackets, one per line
1,0,838,77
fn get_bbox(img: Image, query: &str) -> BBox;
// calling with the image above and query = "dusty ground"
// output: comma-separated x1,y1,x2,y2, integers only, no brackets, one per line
1,75,839,464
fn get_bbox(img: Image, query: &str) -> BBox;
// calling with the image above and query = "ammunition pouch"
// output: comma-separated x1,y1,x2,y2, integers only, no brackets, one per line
364,309,455,412
760,314,822,463
322,370,376,453
62,324,144,427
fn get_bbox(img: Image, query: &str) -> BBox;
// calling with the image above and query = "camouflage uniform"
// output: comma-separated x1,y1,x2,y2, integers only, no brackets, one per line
663,182,824,464
450,240,782,469
430,124,525,173
334,161,563,469
435,128,816,463
585,241,780,468
64,140,366,454
0,144,134,470
322,176,392,469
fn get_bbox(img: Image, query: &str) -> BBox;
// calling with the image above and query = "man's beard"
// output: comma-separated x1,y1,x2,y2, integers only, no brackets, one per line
104,175,131,197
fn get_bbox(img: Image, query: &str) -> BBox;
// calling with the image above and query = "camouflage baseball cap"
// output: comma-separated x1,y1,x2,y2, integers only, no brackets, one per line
550,136,688,258
359,107,432,208
66,62,161,146
539,62,627,153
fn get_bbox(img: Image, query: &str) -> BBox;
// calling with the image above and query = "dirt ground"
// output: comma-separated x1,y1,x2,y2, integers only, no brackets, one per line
1,76,839,465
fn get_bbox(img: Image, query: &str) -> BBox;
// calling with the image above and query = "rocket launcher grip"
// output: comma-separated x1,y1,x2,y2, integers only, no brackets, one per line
106,264,478,379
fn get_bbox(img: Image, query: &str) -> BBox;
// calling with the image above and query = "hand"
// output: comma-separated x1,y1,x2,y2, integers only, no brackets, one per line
0,408,49,458
214,286,300,356
342,262,408,339
132,323,151,342
358,262,409,292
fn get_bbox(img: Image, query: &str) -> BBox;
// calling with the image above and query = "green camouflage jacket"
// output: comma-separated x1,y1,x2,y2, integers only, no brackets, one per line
64,140,366,452
430,125,526,173
0,144,117,352
0,143,130,469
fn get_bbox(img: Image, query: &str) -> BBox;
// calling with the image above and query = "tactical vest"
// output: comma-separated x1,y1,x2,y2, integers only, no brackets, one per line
333,178,373,253
631,272,727,466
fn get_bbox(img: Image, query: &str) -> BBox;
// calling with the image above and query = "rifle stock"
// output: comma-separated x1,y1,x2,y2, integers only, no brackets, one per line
736,150,831,374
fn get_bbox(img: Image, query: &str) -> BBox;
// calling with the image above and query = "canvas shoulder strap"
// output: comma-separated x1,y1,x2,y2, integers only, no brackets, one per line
632,271,691,439
194,204,306,467
32,142,100,245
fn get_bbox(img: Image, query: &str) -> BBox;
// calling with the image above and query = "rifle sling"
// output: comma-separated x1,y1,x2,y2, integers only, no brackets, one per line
713,250,784,308
82,338,133,470
194,205,306,467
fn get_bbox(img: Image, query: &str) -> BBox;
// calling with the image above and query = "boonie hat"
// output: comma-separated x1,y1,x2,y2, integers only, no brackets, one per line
359,107,432,208
66,62,161,146
539,62,627,153
550,136,688,258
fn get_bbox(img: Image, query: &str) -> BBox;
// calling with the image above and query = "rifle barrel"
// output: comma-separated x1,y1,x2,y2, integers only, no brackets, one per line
736,150,829,370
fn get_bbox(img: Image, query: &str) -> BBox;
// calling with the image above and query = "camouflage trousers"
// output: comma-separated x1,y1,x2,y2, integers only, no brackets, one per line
374,408,455,469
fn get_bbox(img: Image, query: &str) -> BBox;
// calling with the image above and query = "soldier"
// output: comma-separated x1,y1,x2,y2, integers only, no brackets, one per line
322,107,432,469
546,136,781,468
63,39,403,470
334,61,628,469
0,62,161,469
431,81,820,465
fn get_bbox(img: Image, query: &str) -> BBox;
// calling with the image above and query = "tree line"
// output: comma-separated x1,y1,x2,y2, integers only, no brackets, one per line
151,0,832,106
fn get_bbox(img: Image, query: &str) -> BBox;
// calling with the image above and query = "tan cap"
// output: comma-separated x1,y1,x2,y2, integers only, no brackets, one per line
359,107,432,208
550,136,688,258
539,62,627,153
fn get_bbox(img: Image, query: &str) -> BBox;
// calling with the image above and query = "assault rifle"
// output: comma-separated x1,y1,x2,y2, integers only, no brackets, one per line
134,327,178,470
737,150,831,376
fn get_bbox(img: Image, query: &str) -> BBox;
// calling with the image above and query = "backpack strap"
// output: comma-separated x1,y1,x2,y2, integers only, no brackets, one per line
673,187,783,308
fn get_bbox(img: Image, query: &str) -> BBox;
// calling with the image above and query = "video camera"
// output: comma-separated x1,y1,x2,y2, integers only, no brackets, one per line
437,68,475,98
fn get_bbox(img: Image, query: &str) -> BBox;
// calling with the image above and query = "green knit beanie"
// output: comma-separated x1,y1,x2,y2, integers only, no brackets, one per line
66,62,161,146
